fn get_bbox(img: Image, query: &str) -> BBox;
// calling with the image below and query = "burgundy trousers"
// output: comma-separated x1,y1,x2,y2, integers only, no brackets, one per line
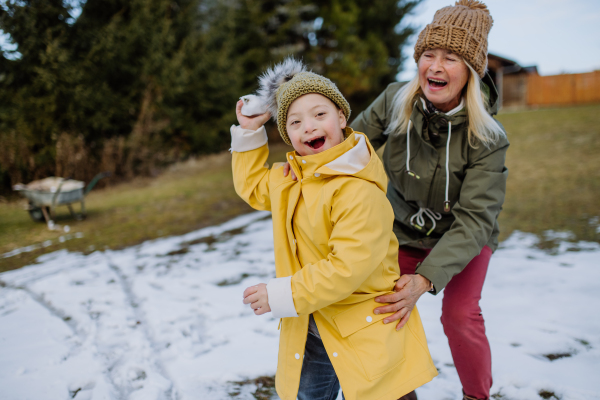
398,245,493,400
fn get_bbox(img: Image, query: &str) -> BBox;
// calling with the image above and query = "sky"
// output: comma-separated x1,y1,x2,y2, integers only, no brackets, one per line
397,0,600,80
1,0,599,79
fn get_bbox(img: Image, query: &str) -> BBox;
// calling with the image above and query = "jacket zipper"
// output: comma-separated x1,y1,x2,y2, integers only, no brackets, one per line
426,151,441,209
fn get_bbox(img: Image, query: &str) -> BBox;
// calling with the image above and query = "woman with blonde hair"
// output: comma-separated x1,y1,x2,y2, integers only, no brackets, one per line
283,1,508,398
352,1,507,399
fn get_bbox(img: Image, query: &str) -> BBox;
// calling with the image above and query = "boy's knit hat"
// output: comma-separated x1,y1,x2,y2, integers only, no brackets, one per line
257,58,351,145
413,0,493,77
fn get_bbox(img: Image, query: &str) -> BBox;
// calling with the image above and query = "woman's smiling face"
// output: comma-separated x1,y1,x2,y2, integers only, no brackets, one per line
286,93,346,156
418,48,469,112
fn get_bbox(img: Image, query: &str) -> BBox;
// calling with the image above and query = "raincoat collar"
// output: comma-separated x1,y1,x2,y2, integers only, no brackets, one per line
289,127,362,176
287,128,387,192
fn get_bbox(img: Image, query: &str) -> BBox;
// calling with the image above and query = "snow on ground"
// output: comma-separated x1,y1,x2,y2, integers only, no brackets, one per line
0,211,599,400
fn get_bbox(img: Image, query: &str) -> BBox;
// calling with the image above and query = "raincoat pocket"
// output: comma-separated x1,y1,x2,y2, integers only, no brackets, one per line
333,297,406,381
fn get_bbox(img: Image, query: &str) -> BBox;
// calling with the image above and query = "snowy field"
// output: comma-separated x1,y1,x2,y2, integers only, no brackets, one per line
1,211,599,400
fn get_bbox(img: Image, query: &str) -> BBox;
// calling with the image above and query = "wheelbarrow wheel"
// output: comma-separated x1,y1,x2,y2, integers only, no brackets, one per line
28,203,48,223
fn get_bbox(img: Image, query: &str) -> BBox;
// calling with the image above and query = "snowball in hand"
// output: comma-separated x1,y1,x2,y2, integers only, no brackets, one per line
240,95,268,117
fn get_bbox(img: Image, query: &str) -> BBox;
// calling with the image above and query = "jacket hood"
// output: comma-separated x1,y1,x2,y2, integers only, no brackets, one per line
289,128,388,193
482,71,499,116
413,71,500,133
418,71,498,116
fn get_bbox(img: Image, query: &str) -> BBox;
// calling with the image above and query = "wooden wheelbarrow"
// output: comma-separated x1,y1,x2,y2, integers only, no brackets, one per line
13,172,111,223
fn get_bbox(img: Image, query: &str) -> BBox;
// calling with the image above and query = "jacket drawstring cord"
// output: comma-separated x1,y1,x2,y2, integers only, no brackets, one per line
407,120,453,235
410,208,442,236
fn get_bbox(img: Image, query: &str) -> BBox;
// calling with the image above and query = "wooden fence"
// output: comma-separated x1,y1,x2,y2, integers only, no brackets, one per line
527,70,600,106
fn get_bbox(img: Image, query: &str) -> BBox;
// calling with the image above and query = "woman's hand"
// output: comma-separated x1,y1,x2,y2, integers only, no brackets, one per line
243,283,271,315
282,162,297,181
236,99,271,131
373,274,431,330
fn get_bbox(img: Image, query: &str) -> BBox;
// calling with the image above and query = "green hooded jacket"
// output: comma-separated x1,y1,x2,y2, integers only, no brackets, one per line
350,74,509,293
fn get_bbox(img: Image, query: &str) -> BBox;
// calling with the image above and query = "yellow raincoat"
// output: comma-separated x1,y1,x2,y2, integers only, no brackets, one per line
231,126,437,400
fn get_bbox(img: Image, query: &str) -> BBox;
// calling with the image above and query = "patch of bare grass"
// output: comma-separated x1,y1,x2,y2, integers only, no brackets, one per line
0,143,289,273
2,103,599,273
496,103,600,244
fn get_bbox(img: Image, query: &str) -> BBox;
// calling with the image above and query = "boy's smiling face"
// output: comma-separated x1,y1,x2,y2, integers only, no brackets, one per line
286,93,346,156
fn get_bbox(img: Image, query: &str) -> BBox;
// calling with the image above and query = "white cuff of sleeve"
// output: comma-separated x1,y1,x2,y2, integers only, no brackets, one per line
266,276,298,318
230,125,268,152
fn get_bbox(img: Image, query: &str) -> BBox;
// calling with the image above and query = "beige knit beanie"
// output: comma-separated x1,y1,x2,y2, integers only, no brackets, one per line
256,58,351,146
413,0,493,77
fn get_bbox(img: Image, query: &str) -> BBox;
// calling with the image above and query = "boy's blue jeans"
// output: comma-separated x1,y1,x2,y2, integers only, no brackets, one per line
297,322,345,400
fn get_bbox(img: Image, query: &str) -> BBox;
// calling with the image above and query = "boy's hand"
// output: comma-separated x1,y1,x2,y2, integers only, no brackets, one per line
243,283,271,315
282,162,297,181
236,100,271,131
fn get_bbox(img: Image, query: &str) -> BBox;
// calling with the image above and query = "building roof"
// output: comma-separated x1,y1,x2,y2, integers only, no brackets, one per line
488,53,538,75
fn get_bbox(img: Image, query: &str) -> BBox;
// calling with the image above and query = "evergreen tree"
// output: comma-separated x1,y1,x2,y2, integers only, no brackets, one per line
0,0,75,189
0,0,420,194
302,0,420,113
0,0,243,189
226,0,420,121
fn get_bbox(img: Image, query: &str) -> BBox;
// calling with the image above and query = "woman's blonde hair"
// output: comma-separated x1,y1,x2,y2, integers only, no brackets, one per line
385,59,505,148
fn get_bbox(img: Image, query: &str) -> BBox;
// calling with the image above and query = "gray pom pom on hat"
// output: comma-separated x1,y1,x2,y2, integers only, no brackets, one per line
256,57,351,145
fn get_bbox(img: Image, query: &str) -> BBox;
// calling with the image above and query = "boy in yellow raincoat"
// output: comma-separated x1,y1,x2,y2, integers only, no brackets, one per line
231,59,437,400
